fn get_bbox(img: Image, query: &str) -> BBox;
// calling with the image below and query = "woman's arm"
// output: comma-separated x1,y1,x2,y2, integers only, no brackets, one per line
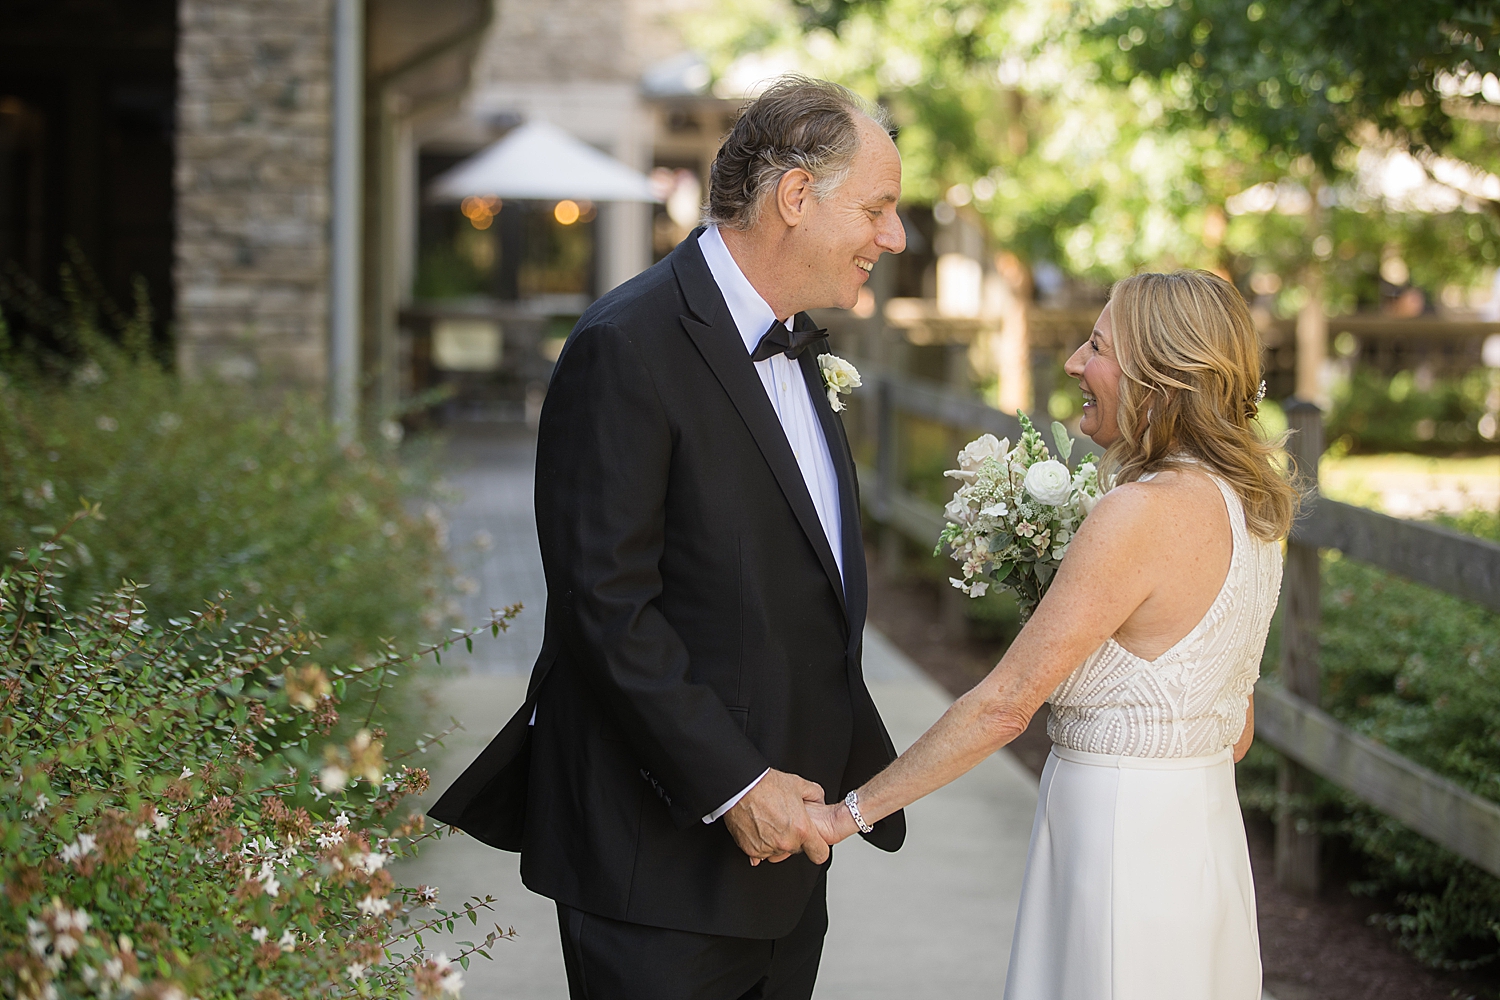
816,485,1164,843
1233,695,1254,763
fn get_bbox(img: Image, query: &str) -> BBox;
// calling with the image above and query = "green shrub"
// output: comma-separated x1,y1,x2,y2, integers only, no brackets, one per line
0,522,514,998
0,316,454,691
1245,510,1500,969
1326,368,1500,455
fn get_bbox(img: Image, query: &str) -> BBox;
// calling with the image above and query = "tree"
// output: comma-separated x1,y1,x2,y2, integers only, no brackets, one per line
1095,0,1500,180
690,0,1250,278
687,0,1500,312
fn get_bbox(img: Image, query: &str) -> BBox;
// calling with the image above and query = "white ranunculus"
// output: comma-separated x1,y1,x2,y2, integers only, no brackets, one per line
819,352,861,388
818,353,861,413
957,433,1008,471
1023,459,1073,506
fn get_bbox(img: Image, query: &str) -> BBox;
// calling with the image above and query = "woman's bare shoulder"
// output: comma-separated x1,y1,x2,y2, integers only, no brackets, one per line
1082,478,1160,528
1066,480,1160,558
1077,470,1225,551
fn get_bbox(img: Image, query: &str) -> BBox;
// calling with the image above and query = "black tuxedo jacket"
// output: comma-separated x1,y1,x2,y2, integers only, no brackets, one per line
429,228,904,939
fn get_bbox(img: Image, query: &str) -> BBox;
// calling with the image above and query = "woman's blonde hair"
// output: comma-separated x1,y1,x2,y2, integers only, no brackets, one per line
1103,269,1298,541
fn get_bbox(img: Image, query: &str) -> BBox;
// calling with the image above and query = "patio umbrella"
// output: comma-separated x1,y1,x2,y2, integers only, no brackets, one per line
427,120,659,202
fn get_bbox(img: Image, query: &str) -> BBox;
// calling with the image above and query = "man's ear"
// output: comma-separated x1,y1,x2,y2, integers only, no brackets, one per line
774,168,814,228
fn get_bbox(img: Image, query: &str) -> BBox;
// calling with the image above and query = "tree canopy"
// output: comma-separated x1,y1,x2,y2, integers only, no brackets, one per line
687,0,1500,303
1094,0,1500,177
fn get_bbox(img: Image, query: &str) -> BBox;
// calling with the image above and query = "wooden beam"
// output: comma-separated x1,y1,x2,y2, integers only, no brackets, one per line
1295,498,1500,614
854,463,947,549
1277,400,1324,893
1255,681,1500,879
1257,315,1500,344
887,377,1026,441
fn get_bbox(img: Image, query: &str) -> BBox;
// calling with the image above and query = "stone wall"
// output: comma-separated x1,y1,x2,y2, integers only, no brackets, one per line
174,0,332,387
478,0,696,86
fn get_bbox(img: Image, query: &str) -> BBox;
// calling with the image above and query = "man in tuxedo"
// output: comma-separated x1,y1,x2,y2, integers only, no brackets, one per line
430,76,908,1000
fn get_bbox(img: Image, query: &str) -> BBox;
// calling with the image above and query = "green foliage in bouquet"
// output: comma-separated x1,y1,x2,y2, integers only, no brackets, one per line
936,413,1103,621
1,514,515,999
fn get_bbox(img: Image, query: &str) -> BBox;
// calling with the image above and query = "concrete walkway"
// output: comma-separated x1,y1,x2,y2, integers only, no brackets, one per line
398,425,1277,999
398,626,1039,999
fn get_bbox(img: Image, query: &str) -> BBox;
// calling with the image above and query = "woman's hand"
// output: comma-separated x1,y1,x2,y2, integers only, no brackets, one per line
805,799,860,848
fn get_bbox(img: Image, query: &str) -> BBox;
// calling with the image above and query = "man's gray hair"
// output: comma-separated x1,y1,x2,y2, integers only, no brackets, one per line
705,76,892,232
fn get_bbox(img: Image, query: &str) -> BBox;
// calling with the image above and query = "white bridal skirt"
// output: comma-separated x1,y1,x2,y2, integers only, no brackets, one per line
1002,746,1261,1000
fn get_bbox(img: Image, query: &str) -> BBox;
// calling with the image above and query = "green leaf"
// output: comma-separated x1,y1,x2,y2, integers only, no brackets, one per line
1051,421,1074,463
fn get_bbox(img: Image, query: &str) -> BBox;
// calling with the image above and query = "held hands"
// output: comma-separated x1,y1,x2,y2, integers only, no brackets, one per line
805,798,860,851
724,771,868,866
724,769,832,866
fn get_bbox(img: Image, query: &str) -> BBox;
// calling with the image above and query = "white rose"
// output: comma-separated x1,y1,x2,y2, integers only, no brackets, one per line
957,434,1008,471
1022,460,1073,506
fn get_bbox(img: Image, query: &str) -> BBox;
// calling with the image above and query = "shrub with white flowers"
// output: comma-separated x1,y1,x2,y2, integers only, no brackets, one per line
1,511,516,999
937,413,1106,621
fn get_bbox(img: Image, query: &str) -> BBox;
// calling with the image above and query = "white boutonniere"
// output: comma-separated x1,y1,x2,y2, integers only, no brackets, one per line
817,353,861,413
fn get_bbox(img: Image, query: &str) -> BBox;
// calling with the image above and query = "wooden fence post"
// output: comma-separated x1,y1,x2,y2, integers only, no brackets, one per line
875,379,903,579
1276,399,1324,894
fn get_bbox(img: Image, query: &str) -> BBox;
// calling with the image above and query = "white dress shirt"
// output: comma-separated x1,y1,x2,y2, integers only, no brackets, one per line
697,224,846,823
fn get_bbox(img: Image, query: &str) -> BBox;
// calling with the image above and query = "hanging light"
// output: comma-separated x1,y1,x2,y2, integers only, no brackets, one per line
461,195,501,229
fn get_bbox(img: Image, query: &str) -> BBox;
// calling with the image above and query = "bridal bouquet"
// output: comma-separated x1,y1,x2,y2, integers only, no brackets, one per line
937,413,1106,621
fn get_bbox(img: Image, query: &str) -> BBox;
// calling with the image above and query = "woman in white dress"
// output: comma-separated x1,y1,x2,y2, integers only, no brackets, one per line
809,269,1299,999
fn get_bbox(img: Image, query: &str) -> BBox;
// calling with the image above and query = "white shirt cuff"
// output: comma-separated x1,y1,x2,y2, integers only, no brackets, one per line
702,768,771,824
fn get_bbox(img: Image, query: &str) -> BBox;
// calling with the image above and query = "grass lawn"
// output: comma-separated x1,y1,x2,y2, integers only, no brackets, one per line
1320,454,1500,517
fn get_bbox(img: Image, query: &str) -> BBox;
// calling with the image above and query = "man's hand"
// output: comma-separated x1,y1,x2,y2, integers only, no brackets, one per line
724,769,830,866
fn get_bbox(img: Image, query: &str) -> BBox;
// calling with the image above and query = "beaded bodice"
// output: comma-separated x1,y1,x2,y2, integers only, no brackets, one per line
1046,470,1283,758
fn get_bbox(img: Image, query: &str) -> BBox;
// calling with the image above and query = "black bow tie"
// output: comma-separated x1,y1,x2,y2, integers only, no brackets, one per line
749,320,828,363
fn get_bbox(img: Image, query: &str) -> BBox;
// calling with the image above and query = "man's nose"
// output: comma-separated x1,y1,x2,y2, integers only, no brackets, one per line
877,212,906,255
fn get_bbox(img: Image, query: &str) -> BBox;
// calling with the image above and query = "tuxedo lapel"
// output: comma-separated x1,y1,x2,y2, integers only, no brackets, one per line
797,337,868,644
672,236,848,621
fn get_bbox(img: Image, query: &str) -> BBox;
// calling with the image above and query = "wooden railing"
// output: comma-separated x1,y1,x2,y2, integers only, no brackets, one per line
854,370,1500,889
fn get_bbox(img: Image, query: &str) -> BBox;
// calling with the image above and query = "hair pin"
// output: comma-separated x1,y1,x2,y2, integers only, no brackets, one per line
1254,380,1267,404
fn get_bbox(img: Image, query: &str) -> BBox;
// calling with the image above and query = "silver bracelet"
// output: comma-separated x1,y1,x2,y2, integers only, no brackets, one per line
844,790,874,835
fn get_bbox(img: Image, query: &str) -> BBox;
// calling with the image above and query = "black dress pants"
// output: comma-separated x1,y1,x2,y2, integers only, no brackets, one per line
555,875,828,1000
